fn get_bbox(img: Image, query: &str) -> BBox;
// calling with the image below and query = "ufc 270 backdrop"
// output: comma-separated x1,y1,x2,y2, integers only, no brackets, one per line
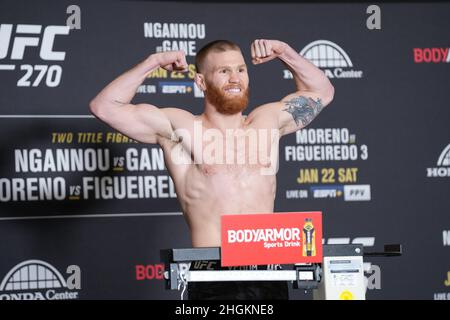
0,0,449,300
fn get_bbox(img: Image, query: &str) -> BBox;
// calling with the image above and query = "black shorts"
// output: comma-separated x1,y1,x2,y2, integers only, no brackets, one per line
187,260,289,300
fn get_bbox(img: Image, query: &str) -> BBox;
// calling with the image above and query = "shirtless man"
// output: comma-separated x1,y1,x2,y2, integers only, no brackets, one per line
90,39,334,299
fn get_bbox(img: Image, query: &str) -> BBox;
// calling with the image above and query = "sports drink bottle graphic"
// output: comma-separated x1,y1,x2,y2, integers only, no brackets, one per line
302,218,316,257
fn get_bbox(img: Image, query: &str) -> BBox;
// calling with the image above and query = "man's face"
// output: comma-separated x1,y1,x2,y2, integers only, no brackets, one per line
202,50,250,115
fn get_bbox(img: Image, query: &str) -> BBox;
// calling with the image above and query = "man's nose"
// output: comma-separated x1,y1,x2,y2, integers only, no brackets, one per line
228,71,240,83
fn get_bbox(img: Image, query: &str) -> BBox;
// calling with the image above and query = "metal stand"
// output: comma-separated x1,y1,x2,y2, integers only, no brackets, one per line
160,244,402,300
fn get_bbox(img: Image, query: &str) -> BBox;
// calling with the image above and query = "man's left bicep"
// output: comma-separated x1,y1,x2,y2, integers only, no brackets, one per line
279,91,331,136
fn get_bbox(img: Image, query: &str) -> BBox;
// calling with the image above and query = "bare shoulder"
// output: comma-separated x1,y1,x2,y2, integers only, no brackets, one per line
161,107,195,122
160,107,197,131
157,107,197,150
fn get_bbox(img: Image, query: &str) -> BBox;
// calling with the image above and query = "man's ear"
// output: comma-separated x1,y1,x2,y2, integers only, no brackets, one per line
194,73,206,91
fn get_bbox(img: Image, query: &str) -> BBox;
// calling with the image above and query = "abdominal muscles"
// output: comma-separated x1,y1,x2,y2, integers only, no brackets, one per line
180,164,276,247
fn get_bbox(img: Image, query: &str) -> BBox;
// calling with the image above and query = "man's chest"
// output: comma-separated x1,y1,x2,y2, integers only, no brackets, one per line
187,125,280,167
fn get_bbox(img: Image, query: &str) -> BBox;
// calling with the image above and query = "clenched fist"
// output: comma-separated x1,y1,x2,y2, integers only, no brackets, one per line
153,50,188,72
251,39,287,65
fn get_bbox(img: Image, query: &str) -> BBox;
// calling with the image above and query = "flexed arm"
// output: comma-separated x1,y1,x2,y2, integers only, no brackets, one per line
89,51,191,144
249,39,334,136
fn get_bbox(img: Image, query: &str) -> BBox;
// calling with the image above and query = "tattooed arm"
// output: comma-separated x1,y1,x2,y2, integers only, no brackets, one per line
249,39,334,136
277,40,333,135
278,94,326,135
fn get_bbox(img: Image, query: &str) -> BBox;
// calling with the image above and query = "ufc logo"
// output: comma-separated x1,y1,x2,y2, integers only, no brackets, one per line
0,24,70,61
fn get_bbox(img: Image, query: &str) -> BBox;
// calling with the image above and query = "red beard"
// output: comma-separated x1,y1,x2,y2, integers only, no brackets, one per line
205,84,249,115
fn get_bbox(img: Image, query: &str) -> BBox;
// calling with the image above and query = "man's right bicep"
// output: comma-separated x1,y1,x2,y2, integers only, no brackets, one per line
93,103,174,144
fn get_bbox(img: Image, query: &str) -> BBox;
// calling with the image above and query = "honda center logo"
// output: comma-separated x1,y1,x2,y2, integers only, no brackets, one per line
284,40,363,79
0,260,81,300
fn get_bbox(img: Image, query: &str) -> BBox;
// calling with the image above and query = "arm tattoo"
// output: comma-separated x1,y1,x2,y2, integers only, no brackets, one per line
283,96,324,127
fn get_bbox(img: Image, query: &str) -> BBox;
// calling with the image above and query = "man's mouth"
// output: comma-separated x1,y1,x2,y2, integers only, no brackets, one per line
224,87,242,94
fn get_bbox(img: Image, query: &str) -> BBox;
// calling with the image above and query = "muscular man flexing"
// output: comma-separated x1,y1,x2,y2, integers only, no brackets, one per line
90,39,334,299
